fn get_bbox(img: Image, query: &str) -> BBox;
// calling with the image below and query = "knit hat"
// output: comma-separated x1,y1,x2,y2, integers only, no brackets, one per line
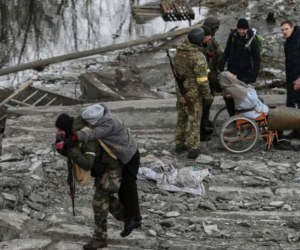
55,113,73,138
82,104,104,125
237,18,249,29
202,26,211,36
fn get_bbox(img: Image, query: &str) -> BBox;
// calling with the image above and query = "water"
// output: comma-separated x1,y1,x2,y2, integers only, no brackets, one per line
0,1,207,77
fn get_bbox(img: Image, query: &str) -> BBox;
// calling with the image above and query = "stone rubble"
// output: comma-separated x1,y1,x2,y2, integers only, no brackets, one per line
0,101,300,249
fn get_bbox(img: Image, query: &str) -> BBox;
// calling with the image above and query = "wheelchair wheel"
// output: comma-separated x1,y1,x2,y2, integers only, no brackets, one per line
213,106,230,136
219,115,259,154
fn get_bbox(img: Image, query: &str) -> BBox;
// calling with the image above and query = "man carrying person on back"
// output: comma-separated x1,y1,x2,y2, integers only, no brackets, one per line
55,113,126,249
74,104,142,236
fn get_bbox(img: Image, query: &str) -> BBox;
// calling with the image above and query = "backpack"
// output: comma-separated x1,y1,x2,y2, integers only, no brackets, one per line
246,28,263,55
71,139,118,185
231,28,263,55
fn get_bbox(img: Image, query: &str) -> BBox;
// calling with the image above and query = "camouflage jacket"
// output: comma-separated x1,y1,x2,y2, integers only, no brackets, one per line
173,38,212,102
203,37,222,73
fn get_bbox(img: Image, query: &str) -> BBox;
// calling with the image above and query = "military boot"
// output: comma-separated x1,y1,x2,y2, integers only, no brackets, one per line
83,239,108,250
187,149,198,159
175,144,188,154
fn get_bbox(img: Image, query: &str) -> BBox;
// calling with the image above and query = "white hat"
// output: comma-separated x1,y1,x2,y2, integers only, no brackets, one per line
82,104,104,124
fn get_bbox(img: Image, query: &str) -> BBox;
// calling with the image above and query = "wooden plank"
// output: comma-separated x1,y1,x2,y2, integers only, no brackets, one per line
9,99,33,107
32,93,48,106
45,97,57,107
132,5,161,10
185,3,195,18
4,104,14,108
0,114,6,121
173,2,185,20
0,81,33,108
21,90,39,103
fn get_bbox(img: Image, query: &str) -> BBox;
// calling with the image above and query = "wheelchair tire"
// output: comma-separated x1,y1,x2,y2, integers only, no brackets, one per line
213,106,229,136
219,115,259,154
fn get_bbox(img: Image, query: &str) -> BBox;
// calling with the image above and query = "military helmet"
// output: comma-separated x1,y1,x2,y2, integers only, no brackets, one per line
188,28,205,45
203,16,220,30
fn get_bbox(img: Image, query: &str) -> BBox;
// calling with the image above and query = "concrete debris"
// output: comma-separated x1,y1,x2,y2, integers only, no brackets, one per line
2,2,300,248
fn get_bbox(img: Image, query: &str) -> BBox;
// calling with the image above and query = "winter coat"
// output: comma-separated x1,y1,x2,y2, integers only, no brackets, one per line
219,29,261,83
77,104,138,165
173,38,212,103
205,37,223,73
203,37,223,92
284,25,300,104
56,116,121,177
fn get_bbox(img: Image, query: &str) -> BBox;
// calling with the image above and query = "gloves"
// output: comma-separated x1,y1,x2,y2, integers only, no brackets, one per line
71,135,78,142
75,129,89,143
203,97,213,107
66,136,77,149
56,141,65,150
206,51,213,61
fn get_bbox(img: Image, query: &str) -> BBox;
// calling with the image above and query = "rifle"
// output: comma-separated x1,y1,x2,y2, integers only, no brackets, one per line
67,157,75,216
166,49,193,110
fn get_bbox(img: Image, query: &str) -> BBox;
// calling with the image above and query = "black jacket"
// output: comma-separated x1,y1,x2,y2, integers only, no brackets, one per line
284,26,300,104
219,29,261,82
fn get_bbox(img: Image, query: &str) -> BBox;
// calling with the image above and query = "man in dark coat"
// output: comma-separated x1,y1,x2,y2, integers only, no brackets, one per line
219,18,261,84
281,20,300,140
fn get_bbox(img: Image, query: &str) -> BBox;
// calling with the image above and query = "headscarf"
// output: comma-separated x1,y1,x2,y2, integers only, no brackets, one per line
219,71,248,108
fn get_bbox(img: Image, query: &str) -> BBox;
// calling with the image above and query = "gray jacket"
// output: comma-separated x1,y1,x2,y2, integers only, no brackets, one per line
78,104,138,164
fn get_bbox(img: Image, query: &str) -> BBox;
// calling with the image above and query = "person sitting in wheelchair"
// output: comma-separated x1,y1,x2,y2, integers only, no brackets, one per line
219,71,293,150
219,71,268,119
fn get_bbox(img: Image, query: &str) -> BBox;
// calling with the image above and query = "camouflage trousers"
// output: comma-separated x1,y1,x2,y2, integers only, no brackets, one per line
92,159,124,240
175,100,202,150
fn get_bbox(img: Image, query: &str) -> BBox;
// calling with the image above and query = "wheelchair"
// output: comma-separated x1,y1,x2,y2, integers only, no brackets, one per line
214,95,278,154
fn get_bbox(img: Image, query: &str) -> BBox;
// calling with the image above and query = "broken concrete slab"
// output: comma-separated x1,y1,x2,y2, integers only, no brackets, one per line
0,153,22,163
0,238,51,250
80,72,125,100
0,210,30,230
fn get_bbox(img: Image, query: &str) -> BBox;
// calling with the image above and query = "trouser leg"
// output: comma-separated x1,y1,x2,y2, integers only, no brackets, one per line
201,102,212,131
187,101,201,150
93,156,123,240
109,195,125,222
175,101,188,146
92,189,110,240
118,150,141,219
223,96,236,117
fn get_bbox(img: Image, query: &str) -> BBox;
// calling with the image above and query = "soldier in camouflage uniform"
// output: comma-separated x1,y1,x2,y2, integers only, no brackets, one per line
173,28,213,159
55,113,124,250
200,17,223,136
